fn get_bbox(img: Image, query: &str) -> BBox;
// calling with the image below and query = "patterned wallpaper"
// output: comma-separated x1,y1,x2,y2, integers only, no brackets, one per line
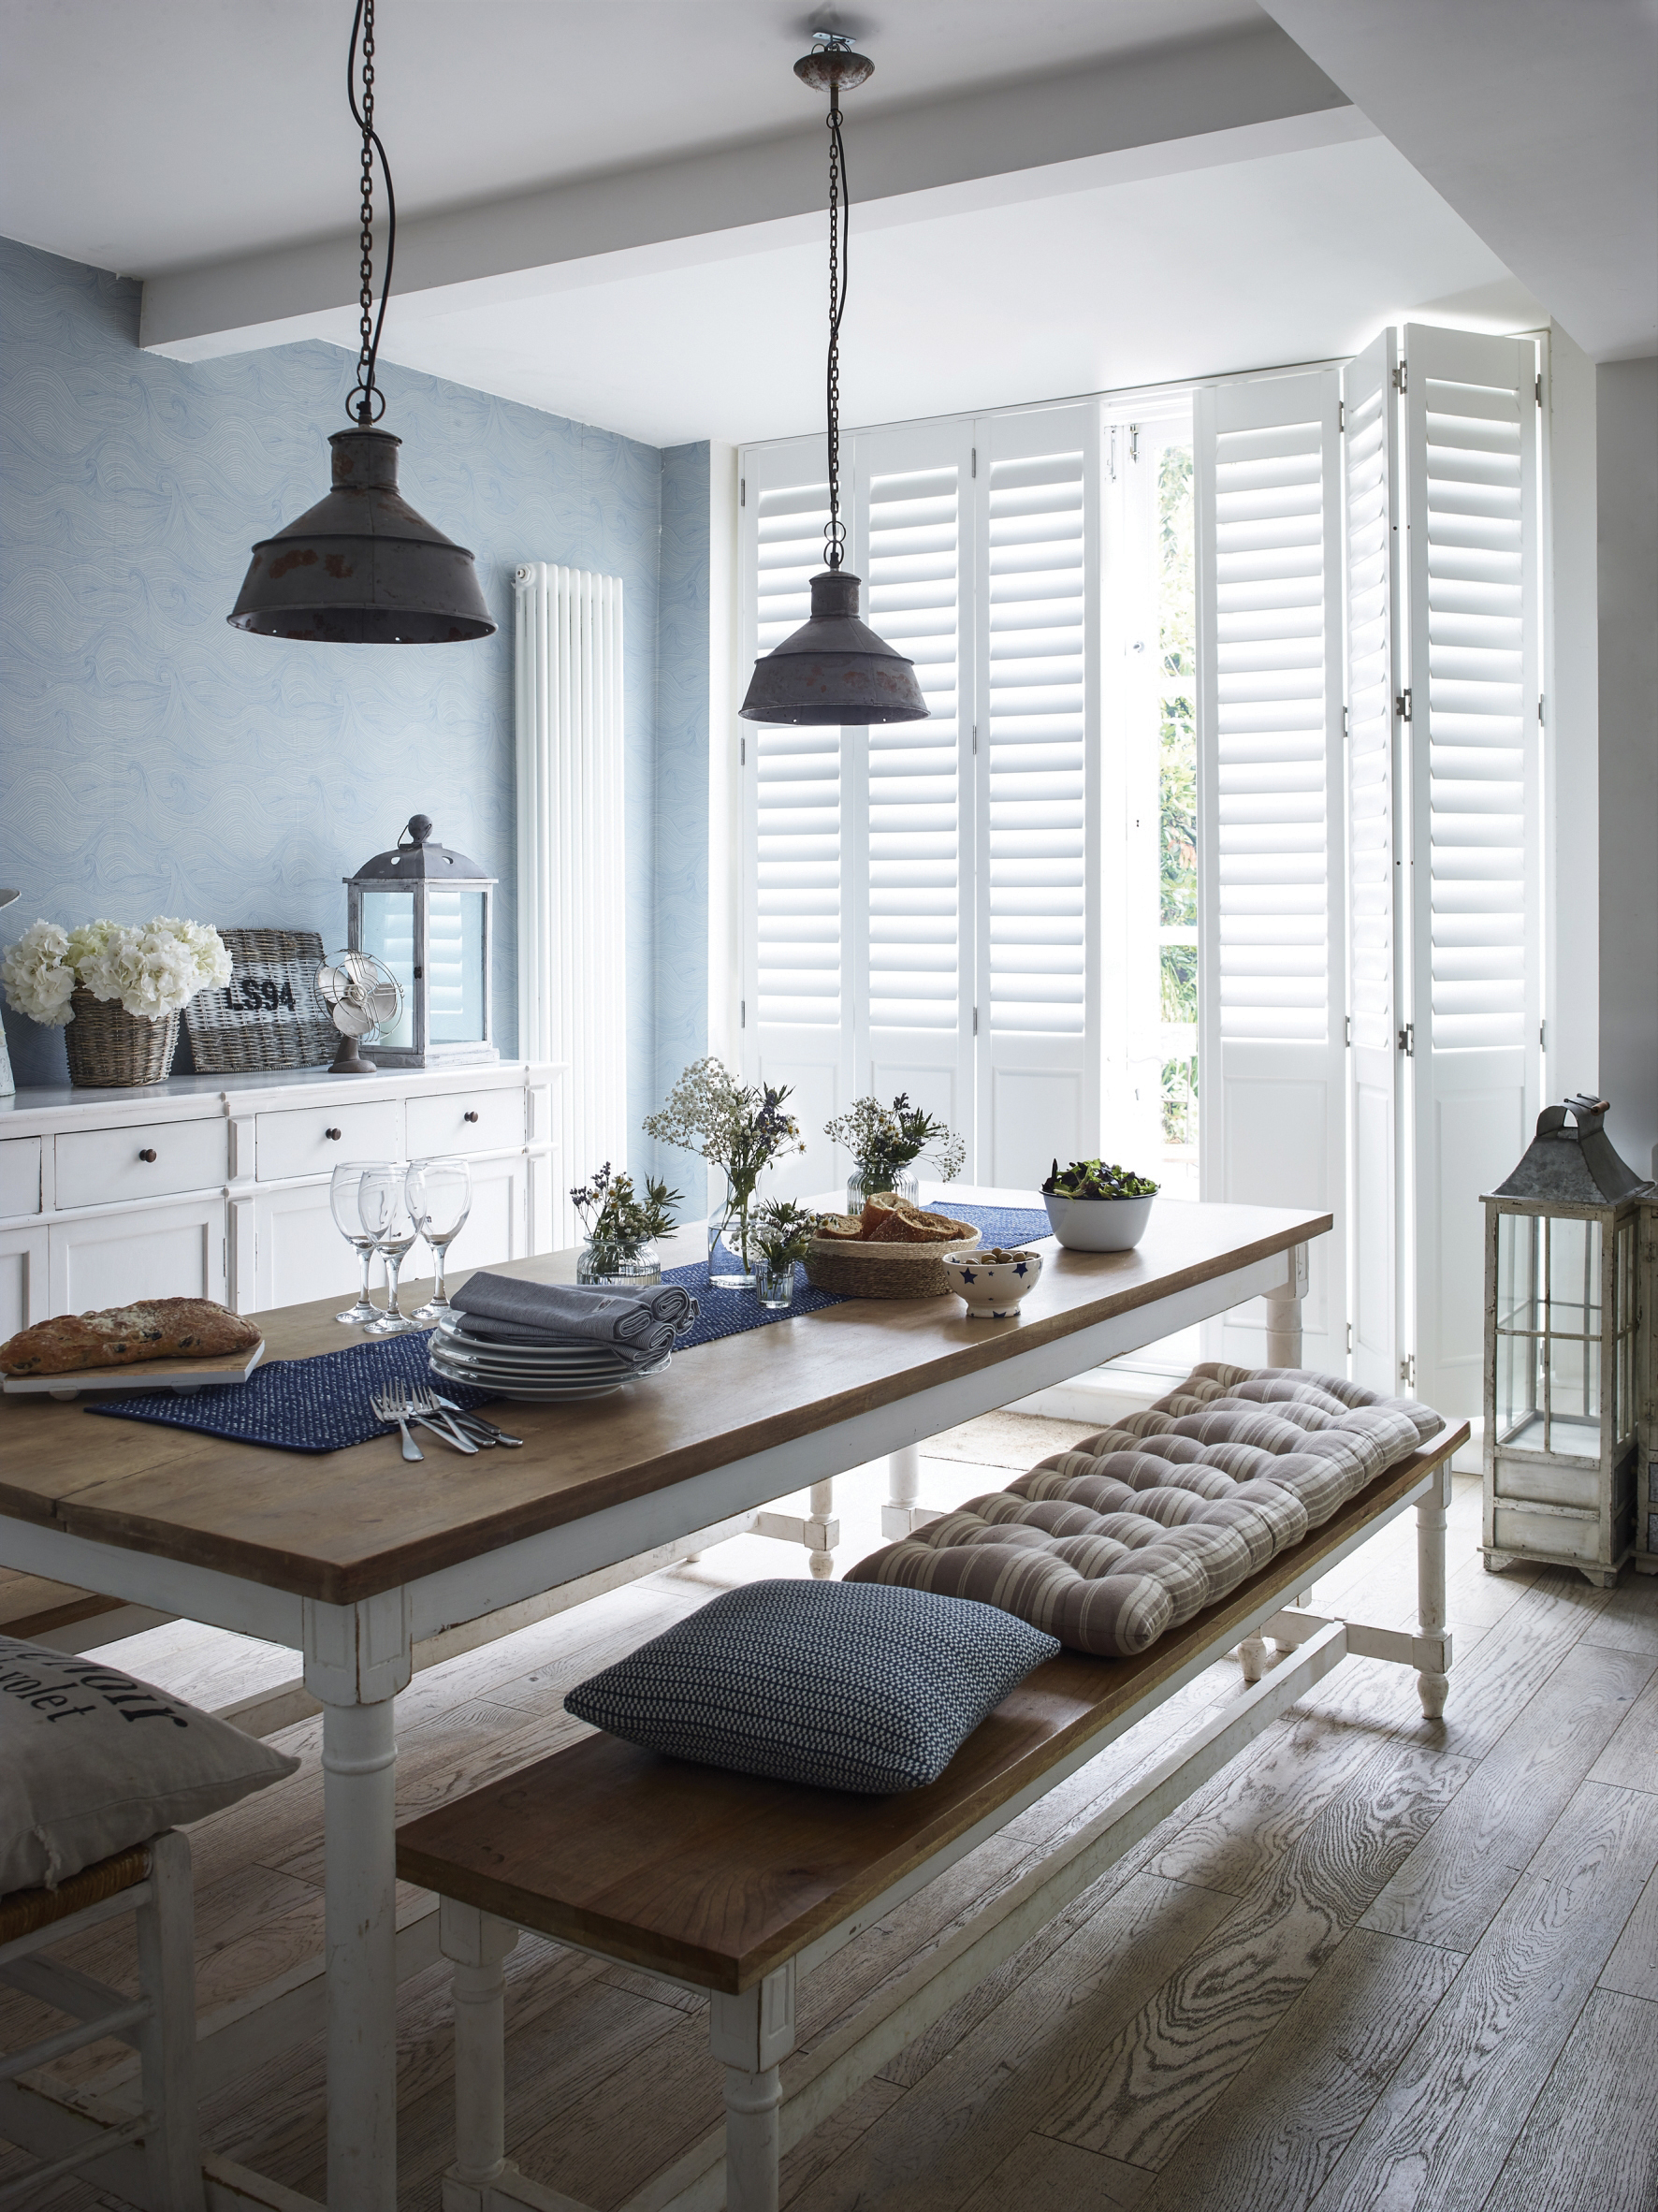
0,235,703,1158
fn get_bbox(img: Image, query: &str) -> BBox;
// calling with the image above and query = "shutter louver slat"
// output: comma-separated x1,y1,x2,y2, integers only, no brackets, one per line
987,449,1085,1036
867,463,961,1032
754,481,840,1028
1213,414,1330,1046
1345,374,1394,1056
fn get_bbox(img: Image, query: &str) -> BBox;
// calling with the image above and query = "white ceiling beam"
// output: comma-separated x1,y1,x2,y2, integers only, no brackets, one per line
142,20,1351,360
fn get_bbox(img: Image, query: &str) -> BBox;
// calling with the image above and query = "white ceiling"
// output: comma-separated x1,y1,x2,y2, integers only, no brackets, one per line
0,0,1268,275
362,131,1541,446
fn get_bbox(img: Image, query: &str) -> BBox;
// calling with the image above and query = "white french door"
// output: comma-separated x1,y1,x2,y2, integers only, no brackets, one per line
1195,368,1347,1373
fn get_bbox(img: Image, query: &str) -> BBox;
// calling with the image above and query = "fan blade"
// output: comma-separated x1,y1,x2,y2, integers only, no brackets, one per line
315,963,348,1002
332,1000,374,1037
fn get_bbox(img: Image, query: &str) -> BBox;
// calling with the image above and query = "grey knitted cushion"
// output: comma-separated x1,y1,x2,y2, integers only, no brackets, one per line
845,1364,1443,1660
564,1579,1060,1794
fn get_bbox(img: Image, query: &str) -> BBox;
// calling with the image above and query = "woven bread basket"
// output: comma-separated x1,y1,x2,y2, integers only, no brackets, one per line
804,1224,982,1299
63,989,179,1088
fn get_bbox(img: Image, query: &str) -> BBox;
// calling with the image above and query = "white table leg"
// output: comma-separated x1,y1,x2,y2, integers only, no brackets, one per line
881,1442,940,1539
304,1592,413,2212
1417,1458,1452,1720
440,1900,518,2195
807,1479,836,1579
1263,1240,1309,1370
708,1963,795,2212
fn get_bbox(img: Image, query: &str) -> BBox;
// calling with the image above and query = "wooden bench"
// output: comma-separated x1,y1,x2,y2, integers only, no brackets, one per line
397,1425,1464,2212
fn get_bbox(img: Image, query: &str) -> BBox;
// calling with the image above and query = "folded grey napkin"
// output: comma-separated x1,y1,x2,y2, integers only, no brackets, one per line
450,1273,685,1356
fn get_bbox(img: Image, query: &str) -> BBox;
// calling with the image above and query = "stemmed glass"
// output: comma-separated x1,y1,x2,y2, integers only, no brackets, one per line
406,1157,473,1323
330,1160,385,1325
357,1162,419,1334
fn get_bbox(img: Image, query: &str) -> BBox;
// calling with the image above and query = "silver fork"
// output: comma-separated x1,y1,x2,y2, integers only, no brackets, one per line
402,1383,480,1454
371,1385,423,1462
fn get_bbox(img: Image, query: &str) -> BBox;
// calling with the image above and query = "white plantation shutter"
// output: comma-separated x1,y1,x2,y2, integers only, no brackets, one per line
1195,369,1346,1370
740,447,849,1197
975,403,1101,1186
1403,324,1541,1416
856,420,974,1138
1343,329,1404,1392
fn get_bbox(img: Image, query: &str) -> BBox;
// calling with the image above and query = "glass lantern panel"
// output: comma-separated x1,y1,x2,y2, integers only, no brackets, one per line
427,890,487,1044
1544,1214,1603,1460
356,890,414,1049
1494,1210,1542,1452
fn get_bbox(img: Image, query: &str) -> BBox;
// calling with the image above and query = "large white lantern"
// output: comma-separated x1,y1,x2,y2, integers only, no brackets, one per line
345,814,497,1070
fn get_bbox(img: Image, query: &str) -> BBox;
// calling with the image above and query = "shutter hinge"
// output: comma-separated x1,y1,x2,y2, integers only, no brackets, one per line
1540,1020,1547,1051
1397,1022,1415,1056
1400,1352,1416,1390
1535,372,1543,407
1393,359,1407,394
741,1000,746,1029
740,735,746,765
970,446,977,478
973,1007,979,1037
1345,1014,1352,1046
739,476,746,507
1128,424,1140,463
1338,399,1345,432
1538,695,1546,725
1342,704,1349,737
1395,689,1412,722
1346,1322,1354,1355
971,723,978,755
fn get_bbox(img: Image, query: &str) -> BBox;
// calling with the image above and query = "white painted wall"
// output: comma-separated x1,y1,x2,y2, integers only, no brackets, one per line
1597,357,1658,1173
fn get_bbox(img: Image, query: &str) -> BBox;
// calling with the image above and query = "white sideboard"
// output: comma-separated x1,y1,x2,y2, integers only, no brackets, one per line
0,1061,562,1336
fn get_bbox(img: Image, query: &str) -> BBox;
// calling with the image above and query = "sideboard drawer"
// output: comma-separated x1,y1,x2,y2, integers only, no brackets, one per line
56,1118,229,1211
255,1099,403,1183
406,1085,524,1159
0,1138,42,1218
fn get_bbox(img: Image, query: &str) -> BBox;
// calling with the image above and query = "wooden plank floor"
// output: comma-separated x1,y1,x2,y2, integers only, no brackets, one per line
5,1425,1658,2212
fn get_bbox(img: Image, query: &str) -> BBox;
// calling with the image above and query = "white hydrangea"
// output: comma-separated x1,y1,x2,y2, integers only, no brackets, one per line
1,915,234,1026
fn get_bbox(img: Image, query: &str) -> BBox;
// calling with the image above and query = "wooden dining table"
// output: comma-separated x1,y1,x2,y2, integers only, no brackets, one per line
0,1190,1326,2211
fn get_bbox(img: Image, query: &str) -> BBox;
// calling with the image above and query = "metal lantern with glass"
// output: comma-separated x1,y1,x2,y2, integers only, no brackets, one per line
1482,1096,1651,1587
346,815,497,1069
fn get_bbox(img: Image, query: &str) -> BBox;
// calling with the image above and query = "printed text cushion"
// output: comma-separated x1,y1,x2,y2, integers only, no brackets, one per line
0,1637,300,1895
563,1579,1059,1795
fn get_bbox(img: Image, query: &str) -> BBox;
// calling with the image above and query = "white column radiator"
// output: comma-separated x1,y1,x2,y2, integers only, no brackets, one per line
515,562,626,1248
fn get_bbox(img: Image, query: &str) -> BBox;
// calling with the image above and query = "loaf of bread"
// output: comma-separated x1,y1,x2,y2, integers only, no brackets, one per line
815,1212,866,1242
0,1300,261,1378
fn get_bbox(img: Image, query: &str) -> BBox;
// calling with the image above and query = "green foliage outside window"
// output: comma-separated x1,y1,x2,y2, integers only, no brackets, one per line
1157,444,1198,1145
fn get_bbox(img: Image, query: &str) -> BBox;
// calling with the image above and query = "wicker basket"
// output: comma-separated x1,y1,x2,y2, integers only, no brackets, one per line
63,989,179,1088
804,1225,982,1300
182,928,337,1075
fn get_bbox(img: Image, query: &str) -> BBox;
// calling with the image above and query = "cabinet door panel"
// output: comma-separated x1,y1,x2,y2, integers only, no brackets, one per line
444,1158,526,1277
49,1200,227,1311
0,1226,49,1338
253,1183,367,1315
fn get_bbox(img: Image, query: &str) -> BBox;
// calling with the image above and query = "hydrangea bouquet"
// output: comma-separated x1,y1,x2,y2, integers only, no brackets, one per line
2,917,232,1027
643,1057,807,1288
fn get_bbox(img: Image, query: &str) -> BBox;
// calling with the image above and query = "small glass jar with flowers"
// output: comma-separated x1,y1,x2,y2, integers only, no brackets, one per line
824,1093,967,1214
1,917,232,1088
643,1058,807,1289
571,1162,681,1288
751,1201,822,1310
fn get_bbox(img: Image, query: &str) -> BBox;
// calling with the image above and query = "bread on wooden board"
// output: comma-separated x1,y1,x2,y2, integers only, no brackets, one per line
0,1300,261,1378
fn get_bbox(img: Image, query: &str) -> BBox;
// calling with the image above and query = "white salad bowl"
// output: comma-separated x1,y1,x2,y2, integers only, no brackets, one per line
1041,1191,1155,1252
941,1246,1043,1318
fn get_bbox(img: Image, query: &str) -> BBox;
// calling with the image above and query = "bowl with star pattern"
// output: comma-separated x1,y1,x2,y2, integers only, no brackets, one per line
940,1245,1043,1319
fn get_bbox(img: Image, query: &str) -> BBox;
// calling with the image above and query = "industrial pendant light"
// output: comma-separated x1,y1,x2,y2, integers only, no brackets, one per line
739,33,927,725
228,0,495,644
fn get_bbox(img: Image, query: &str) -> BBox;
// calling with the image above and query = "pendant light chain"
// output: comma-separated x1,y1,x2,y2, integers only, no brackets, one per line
824,89,850,570
347,0,398,425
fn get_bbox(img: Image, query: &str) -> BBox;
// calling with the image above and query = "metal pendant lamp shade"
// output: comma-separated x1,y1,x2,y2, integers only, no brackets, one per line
739,34,927,729
228,428,495,644
740,569,927,725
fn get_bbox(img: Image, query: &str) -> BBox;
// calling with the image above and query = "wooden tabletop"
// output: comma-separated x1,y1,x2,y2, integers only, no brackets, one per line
397,1431,1460,1993
0,1192,1329,1606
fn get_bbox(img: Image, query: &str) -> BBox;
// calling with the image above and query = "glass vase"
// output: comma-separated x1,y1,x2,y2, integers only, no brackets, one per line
577,1237,662,1288
754,1260,797,1311
845,1163,919,1215
706,1171,759,1289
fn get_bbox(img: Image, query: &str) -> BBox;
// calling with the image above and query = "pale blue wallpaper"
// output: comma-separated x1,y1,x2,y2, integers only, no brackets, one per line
650,442,711,1202
1,234,698,1158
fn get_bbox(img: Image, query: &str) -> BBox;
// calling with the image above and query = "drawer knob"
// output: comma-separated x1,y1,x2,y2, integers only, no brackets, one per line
325,1127,342,1141
463,1110,480,1124
138,1147,158,1163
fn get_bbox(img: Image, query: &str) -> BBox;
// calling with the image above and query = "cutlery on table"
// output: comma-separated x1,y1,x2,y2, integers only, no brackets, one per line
371,1386,423,1462
431,1394,523,1447
400,1383,479,1454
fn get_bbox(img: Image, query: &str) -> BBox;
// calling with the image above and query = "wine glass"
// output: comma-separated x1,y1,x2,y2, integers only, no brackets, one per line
405,1157,473,1323
357,1162,419,1334
330,1160,386,1325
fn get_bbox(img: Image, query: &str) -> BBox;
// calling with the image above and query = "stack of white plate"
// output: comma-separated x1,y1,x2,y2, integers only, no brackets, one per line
429,1316,670,1403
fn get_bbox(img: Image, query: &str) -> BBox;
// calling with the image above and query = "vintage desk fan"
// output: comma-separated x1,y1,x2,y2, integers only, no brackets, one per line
314,951,402,1074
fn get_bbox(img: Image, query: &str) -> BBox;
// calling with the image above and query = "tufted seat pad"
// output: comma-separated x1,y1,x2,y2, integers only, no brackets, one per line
844,1364,1443,1658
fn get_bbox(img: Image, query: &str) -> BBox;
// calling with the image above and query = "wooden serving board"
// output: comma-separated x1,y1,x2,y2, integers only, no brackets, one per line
2,1339,266,1401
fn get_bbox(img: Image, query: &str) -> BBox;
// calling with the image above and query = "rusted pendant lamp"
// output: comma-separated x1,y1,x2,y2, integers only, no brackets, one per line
739,33,927,726
228,0,495,644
